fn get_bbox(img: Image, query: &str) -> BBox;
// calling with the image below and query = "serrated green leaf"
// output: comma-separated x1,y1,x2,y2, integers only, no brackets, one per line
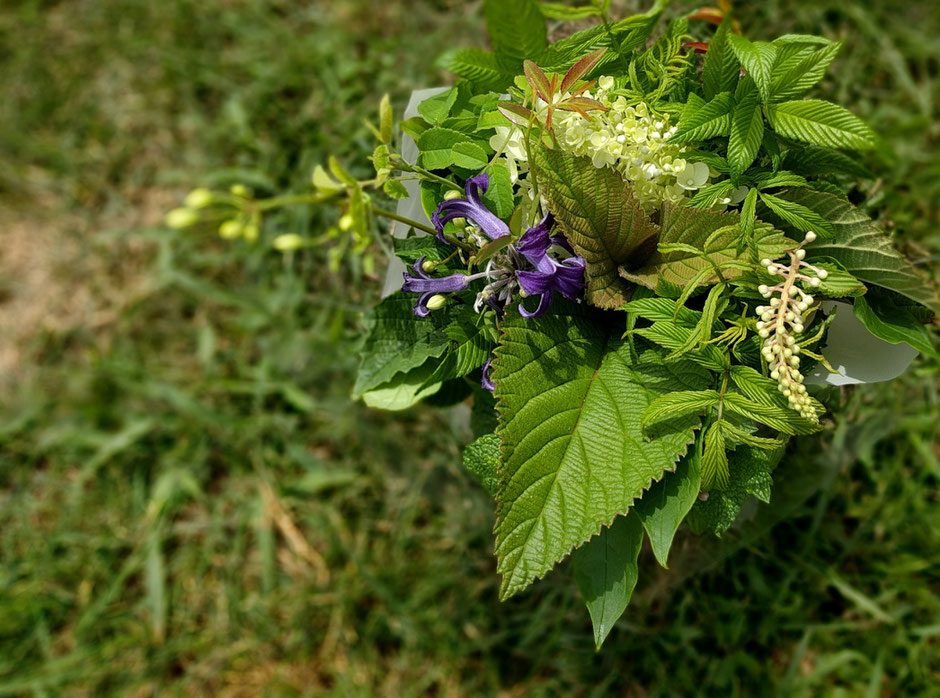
572,513,643,649
670,92,734,142
813,262,867,298
417,127,472,170
634,452,701,567
752,170,809,190
493,303,709,599
853,290,938,358
632,322,730,372
451,141,489,170
538,149,659,309
463,434,501,495
383,180,409,199
624,297,700,326
728,35,777,103
720,422,785,450
642,390,720,428
771,41,841,101
436,48,514,91
417,87,459,126
766,99,877,150
729,92,764,179
620,203,793,291
484,0,547,72
740,187,758,237
482,160,515,218
759,190,835,238
701,421,729,490
779,189,940,313
688,181,734,210
361,360,443,410
702,14,740,100
780,145,872,178
722,392,821,435
537,2,601,20
353,294,452,398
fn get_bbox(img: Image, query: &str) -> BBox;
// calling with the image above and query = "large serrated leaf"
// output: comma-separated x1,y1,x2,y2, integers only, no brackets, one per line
702,15,740,100
728,35,777,103
765,99,877,150
484,0,547,72
492,302,709,599
776,189,940,313
620,203,793,291
538,149,659,309
669,92,734,143
728,91,764,179
770,41,841,101
634,452,701,567
436,48,515,91
572,513,644,649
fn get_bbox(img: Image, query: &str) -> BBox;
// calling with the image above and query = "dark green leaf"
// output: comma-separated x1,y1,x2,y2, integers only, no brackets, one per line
463,434,501,495
853,291,937,358
634,453,701,567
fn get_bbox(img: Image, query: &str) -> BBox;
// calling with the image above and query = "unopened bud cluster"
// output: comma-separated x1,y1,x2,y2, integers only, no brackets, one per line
755,231,829,422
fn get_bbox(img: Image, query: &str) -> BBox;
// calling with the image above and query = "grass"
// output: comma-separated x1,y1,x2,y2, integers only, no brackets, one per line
0,0,938,695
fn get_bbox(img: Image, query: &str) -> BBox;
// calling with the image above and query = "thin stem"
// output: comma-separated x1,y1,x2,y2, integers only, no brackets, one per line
372,206,438,236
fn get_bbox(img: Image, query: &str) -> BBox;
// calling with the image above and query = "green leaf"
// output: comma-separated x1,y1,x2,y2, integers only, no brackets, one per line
537,2,601,21
417,87,459,126
417,127,472,170
482,160,515,218
778,189,940,313
766,100,877,150
538,149,659,309
484,0,547,72
728,91,764,180
361,360,442,410
853,291,938,358
436,48,514,91
633,322,729,372
451,141,489,170
463,434,501,495
642,390,721,428
624,297,701,326
379,94,394,145
688,181,734,210
813,262,867,298
771,41,841,101
728,35,777,103
720,422,785,450
353,294,451,398
670,92,734,142
688,445,784,535
493,304,709,599
572,513,644,649
634,453,701,567
722,393,821,435
780,145,872,179
701,421,729,490
702,14,740,100
759,190,835,238
621,203,793,291
740,187,758,237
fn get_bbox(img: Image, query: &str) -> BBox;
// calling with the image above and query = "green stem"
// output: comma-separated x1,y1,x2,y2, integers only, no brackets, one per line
392,158,462,191
372,206,438,236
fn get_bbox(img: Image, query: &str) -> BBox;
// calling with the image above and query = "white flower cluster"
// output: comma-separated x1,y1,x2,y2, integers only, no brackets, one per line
754,231,829,421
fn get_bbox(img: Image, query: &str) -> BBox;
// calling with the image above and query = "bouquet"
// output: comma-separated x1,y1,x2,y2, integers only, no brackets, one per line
166,0,938,646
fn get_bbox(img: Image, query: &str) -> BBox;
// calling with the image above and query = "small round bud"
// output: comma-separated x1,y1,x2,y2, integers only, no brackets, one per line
785,311,795,321
339,214,354,231
795,248,806,260
451,217,467,230
273,233,305,252
788,286,799,297
758,329,770,338
797,301,808,312
219,219,243,239
770,370,779,380
421,259,436,273
184,188,213,209
783,348,793,358
770,298,781,307
803,295,814,305
789,356,800,367
426,294,447,311
243,223,259,242
166,207,199,229
758,285,769,296
804,231,817,243
810,277,821,287
761,259,772,268
816,269,828,280
792,323,804,334
230,184,251,198
443,189,463,201
767,267,777,276
786,336,796,346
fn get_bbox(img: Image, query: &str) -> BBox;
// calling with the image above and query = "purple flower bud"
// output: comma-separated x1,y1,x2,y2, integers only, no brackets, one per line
432,173,509,243
401,256,469,317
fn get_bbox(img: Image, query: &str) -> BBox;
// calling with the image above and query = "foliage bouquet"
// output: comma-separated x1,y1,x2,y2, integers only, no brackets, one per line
167,0,938,646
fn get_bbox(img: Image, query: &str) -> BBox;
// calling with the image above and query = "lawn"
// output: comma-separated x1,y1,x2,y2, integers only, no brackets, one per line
0,0,937,695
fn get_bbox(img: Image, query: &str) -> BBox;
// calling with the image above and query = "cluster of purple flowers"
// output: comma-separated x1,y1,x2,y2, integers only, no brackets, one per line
401,173,585,320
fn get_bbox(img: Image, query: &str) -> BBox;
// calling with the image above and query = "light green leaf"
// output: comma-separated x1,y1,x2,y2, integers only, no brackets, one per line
417,127,472,170
813,263,867,298
701,421,729,491
537,2,601,20
624,297,700,326
642,390,721,427
463,434,501,495
759,190,835,238
633,321,729,372
740,187,758,237
436,48,514,91
722,393,821,435
538,149,659,309
484,0,547,72
634,453,701,568
853,291,938,358
766,99,877,150
771,41,841,101
728,35,777,103
361,361,443,410
702,14,740,100
353,294,451,398
493,303,709,599
620,203,793,291
417,87,459,126
720,422,785,450
729,91,764,179
670,92,734,142
482,160,515,218
451,141,489,170
778,189,940,313
572,513,644,649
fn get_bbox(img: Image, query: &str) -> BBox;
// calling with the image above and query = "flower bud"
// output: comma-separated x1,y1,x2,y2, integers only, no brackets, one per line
426,294,447,311
230,184,251,198
243,223,259,241
451,217,467,230
165,207,199,229
761,259,772,268
421,259,437,273
273,233,305,251
339,214,354,231
792,323,804,334
810,277,821,287
219,220,243,239
185,188,214,209
795,248,806,260
758,285,769,296
816,269,828,280
444,189,463,201
804,231,817,243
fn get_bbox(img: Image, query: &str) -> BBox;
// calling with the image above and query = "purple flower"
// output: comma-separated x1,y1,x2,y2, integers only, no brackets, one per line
432,173,509,243
514,215,585,318
481,358,495,392
401,256,469,317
